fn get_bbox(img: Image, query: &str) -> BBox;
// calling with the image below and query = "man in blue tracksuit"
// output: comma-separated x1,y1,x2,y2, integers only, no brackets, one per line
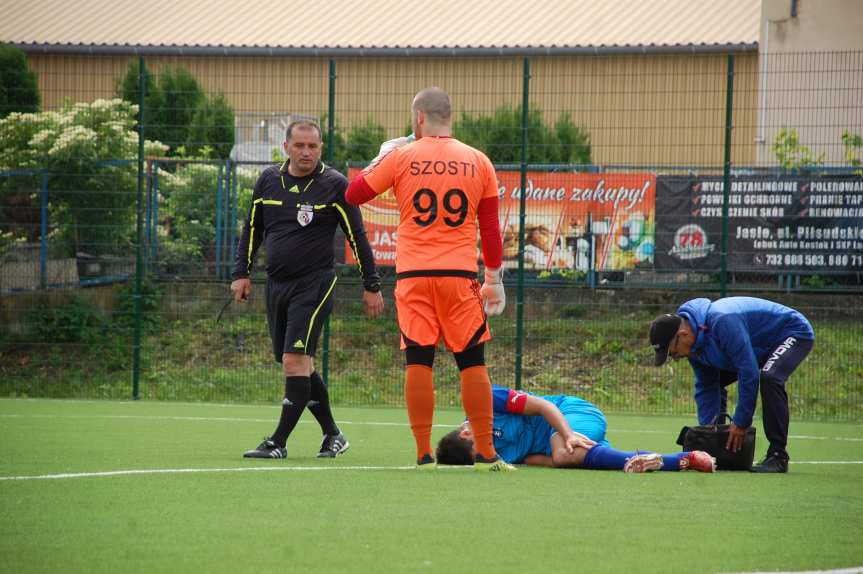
649,297,814,473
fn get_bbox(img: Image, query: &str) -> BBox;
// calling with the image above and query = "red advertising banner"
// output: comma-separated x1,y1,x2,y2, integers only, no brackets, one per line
346,168,656,272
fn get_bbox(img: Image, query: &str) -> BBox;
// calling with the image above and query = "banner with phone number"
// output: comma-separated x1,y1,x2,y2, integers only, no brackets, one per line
346,168,656,272
654,175,863,272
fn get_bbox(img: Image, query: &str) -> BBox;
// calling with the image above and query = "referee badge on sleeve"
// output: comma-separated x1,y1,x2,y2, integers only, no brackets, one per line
297,204,314,227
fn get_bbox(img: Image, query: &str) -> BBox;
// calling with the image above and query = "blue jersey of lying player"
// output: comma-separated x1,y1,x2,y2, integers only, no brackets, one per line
438,385,716,472
490,385,610,464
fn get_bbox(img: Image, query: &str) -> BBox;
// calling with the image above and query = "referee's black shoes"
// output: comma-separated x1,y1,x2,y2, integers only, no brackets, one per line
317,433,350,458
750,452,789,473
243,438,287,459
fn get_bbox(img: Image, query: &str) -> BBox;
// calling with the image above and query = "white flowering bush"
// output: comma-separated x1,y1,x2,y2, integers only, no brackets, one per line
0,98,167,256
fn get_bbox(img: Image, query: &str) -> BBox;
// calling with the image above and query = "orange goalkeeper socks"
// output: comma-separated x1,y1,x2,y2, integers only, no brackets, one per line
404,365,435,461
459,365,496,460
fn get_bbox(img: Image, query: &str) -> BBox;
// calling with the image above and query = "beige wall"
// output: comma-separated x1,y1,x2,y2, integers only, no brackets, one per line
762,0,863,52
757,0,863,165
26,52,758,168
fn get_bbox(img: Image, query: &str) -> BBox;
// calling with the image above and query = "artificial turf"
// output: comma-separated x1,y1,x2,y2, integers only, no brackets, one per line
1,398,861,573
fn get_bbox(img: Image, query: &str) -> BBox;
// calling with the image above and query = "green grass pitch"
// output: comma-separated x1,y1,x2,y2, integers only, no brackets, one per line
1,398,861,573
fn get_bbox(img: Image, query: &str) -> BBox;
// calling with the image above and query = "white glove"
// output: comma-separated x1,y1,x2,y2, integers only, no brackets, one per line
369,134,415,165
480,267,506,316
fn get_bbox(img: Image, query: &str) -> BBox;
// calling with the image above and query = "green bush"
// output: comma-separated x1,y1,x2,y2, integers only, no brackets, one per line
158,66,205,153
26,297,105,343
112,279,162,332
185,93,235,160
117,59,164,137
341,117,387,162
0,44,40,118
842,130,862,175
157,161,256,273
453,105,591,165
321,116,387,163
117,61,234,158
772,128,824,172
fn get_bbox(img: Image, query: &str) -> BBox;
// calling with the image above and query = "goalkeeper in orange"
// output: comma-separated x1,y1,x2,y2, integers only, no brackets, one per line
346,87,512,471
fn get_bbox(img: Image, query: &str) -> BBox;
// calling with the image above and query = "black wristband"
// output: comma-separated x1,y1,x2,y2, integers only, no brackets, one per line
364,282,381,293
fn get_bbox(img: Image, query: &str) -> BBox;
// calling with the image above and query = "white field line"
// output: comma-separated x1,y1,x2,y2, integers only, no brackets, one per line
1,413,861,442
0,413,456,428
0,460,860,483
792,461,863,464
722,568,863,574
0,465,418,481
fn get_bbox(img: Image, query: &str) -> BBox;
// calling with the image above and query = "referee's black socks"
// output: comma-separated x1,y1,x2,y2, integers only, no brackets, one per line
271,376,311,447
308,371,340,437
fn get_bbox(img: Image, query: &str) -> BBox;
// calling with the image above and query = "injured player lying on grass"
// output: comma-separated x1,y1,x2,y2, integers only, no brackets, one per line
435,385,716,473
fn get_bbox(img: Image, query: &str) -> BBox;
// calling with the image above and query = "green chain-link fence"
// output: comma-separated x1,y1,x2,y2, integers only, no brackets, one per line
1,51,861,419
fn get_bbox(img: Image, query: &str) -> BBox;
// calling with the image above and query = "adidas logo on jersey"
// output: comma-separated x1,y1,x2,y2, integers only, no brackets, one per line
288,184,300,194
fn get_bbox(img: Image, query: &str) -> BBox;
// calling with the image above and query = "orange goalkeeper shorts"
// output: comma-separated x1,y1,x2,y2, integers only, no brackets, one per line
394,275,491,352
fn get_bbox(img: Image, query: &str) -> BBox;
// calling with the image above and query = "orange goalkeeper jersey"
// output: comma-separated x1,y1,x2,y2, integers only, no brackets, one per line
362,136,499,274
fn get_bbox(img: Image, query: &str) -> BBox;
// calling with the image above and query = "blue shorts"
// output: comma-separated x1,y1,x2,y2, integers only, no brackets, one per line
558,397,610,447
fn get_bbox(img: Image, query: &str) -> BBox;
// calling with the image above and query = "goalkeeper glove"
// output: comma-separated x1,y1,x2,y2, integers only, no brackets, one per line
480,267,506,316
369,134,415,165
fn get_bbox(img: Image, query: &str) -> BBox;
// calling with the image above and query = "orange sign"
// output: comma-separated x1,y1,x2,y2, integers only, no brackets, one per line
347,169,656,272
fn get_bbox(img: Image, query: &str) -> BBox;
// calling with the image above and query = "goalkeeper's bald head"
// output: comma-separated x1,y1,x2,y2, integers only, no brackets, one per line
412,87,451,125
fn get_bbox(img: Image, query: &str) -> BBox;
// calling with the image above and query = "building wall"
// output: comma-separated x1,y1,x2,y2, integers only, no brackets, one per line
757,0,863,165
26,52,759,168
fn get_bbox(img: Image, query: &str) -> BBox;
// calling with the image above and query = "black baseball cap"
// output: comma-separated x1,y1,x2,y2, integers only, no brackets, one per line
649,314,682,366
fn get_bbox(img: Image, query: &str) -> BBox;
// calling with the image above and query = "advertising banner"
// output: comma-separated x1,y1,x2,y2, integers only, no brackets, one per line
655,176,863,272
347,168,656,272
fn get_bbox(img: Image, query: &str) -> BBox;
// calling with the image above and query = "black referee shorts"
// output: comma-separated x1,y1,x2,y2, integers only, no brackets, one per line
265,268,337,363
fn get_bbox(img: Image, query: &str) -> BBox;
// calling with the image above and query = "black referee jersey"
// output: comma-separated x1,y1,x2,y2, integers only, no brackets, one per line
232,160,379,288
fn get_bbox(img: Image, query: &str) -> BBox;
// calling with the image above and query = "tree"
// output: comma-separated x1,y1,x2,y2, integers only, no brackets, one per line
0,44,41,118
158,66,204,153
117,61,207,156
341,117,386,162
117,59,165,139
185,93,235,160
453,105,592,165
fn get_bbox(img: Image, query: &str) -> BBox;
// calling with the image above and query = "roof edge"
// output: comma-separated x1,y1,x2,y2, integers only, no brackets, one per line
15,42,758,57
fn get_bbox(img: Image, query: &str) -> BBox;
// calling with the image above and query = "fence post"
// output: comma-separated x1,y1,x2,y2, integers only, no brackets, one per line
322,58,336,384
587,212,595,289
145,162,152,260
215,163,224,279
515,56,530,391
229,160,238,273
151,162,159,261
720,54,735,297
39,172,48,289
222,162,232,278
132,56,146,400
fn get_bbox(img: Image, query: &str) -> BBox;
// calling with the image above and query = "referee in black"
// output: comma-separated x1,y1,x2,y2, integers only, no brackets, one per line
231,119,383,459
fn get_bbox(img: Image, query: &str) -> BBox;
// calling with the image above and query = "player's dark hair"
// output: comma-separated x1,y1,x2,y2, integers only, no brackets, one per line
435,429,474,465
285,120,322,142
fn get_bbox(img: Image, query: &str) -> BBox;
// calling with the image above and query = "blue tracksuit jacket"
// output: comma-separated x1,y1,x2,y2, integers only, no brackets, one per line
677,297,814,428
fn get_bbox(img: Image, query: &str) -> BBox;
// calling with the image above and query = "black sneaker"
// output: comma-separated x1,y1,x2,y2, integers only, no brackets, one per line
243,438,286,459
316,433,350,458
750,452,788,473
416,453,437,470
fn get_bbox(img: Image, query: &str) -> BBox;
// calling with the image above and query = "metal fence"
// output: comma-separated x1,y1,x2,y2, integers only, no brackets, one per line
1,51,861,420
